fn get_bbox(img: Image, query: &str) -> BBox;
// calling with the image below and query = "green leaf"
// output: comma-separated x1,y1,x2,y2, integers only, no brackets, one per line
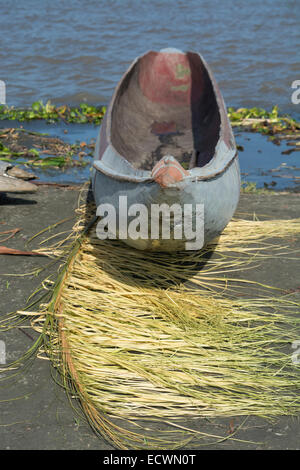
32,101,42,112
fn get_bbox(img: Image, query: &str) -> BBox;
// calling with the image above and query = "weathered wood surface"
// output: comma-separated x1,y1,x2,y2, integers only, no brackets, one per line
92,49,240,251
0,161,37,193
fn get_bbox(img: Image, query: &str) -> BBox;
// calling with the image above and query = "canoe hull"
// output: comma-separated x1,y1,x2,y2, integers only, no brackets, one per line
92,156,240,252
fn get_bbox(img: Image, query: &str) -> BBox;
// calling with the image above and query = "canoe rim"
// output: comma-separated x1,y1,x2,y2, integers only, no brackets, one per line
94,49,238,184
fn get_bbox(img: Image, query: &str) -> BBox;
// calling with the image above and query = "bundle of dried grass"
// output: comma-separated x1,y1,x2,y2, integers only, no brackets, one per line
19,195,299,449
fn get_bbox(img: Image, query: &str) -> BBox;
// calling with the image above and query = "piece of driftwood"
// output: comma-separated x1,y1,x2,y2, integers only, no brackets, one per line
0,245,46,256
0,161,37,193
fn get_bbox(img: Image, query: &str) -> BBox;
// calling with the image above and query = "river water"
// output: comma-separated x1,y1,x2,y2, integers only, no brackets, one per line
0,0,299,116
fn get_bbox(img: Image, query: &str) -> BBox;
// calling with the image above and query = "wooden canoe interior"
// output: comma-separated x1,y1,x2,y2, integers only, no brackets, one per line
110,51,221,171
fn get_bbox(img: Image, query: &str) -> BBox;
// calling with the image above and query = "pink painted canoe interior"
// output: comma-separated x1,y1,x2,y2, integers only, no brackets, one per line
110,51,221,171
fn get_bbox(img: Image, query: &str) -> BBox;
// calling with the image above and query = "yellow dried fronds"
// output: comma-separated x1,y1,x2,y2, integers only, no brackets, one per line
29,202,300,449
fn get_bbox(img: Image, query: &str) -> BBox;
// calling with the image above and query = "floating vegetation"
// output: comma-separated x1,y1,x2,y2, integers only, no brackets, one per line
0,102,298,135
228,106,300,156
228,105,299,131
0,127,95,169
240,181,274,194
228,105,300,143
0,101,106,125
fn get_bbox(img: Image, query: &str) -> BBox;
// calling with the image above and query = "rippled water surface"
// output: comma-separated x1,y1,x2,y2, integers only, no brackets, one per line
0,0,299,116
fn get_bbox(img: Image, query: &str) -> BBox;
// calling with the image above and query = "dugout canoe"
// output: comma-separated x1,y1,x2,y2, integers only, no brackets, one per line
92,48,240,251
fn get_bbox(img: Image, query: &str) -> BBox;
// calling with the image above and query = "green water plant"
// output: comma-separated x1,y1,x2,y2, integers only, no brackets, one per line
0,128,93,168
0,102,299,138
0,101,106,125
240,181,275,194
228,106,300,135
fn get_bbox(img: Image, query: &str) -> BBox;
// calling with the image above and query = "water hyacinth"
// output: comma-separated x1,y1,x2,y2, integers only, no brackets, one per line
0,101,106,125
0,102,299,134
